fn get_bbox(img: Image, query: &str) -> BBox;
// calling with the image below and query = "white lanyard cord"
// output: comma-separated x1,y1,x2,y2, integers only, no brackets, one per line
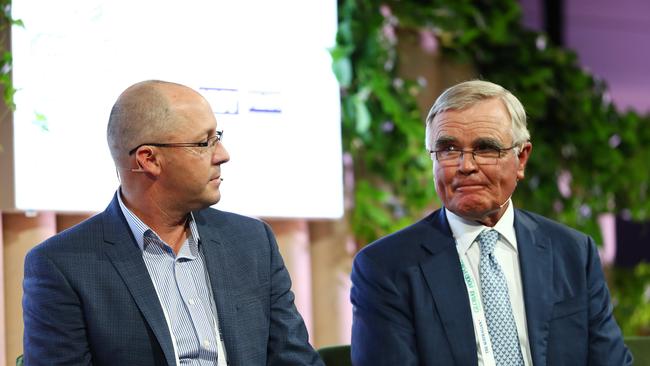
459,256,497,366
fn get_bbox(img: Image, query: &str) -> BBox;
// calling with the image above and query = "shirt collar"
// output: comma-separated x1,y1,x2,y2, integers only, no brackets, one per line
445,199,518,255
117,188,201,251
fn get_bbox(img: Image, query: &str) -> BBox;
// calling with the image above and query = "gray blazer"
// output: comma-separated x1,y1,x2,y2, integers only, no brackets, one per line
23,193,323,366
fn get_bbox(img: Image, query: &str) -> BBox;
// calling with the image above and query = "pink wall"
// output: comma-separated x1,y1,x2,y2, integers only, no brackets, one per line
519,0,650,113
565,0,650,113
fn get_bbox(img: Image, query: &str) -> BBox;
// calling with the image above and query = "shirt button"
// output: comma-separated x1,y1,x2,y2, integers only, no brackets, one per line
188,299,195,305
203,339,210,347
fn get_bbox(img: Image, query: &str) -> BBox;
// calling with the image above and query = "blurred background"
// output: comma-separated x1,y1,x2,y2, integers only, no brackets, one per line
1,0,649,364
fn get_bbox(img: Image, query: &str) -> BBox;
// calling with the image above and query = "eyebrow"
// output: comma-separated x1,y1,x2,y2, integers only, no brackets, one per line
434,136,458,148
434,136,505,149
472,137,504,149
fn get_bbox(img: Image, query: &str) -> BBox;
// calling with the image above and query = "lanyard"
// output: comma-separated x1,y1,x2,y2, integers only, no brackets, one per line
459,256,497,366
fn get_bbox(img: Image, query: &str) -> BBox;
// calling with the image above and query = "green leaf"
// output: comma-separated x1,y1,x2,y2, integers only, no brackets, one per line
332,57,353,88
353,95,371,134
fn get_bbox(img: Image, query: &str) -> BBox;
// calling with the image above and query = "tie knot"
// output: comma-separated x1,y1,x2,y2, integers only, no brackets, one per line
478,229,499,256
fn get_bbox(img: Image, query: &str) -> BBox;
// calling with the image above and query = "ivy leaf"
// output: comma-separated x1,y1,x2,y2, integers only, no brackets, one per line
458,28,480,45
353,95,371,134
332,57,353,88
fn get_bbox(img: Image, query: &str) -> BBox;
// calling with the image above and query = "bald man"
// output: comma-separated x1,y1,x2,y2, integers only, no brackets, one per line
23,80,323,366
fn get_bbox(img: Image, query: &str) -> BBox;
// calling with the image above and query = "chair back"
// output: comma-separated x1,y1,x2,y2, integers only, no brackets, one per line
317,344,351,366
626,336,650,365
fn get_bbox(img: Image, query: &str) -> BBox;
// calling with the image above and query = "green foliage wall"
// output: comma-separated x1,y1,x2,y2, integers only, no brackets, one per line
334,0,650,245
0,0,19,110
334,0,650,335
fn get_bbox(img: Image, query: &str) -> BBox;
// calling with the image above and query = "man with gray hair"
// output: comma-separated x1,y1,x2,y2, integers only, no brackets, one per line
23,80,323,366
351,80,631,365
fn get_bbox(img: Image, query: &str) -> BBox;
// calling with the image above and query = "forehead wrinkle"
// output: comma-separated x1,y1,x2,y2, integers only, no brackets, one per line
434,119,511,144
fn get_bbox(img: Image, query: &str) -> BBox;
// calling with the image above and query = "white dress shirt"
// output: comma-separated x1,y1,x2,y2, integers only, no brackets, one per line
446,201,533,366
118,191,227,366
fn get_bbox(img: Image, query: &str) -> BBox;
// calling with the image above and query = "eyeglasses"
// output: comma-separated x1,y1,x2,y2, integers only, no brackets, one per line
429,145,517,167
128,130,223,155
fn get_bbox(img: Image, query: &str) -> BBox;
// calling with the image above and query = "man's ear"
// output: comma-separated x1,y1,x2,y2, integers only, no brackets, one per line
132,147,162,176
516,142,532,181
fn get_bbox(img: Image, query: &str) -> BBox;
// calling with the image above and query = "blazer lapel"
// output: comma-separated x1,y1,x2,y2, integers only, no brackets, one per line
515,211,553,366
102,196,177,366
193,210,240,365
420,210,478,365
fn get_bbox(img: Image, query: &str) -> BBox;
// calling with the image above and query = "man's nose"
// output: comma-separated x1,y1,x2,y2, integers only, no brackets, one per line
212,143,230,164
458,151,478,171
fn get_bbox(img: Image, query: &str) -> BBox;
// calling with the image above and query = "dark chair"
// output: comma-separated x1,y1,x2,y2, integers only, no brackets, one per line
625,336,650,365
318,344,351,366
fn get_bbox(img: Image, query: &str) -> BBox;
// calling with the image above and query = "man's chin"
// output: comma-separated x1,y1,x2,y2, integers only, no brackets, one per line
194,192,221,210
448,202,503,224
206,194,221,207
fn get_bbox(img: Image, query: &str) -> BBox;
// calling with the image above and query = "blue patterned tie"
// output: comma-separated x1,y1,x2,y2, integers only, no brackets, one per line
478,229,524,366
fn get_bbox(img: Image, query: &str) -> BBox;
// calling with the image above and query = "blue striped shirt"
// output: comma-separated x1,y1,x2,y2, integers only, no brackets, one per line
118,192,224,365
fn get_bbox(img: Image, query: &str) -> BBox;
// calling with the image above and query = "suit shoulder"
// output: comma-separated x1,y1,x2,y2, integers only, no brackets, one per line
197,208,265,226
515,209,596,263
195,208,272,240
357,211,441,263
517,209,590,241
28,213,103,256
55,213,103,240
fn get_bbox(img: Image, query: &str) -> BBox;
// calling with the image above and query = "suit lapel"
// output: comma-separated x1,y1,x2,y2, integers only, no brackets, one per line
515,211,553,366
420,210,478,365
193,210,240,364
102,196,177,366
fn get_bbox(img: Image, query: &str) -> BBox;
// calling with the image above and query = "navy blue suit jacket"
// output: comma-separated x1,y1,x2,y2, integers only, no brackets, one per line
351,208,632,365
23,195,323,366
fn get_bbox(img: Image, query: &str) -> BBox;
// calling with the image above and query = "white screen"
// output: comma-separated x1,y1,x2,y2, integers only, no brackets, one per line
11,0,343,218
